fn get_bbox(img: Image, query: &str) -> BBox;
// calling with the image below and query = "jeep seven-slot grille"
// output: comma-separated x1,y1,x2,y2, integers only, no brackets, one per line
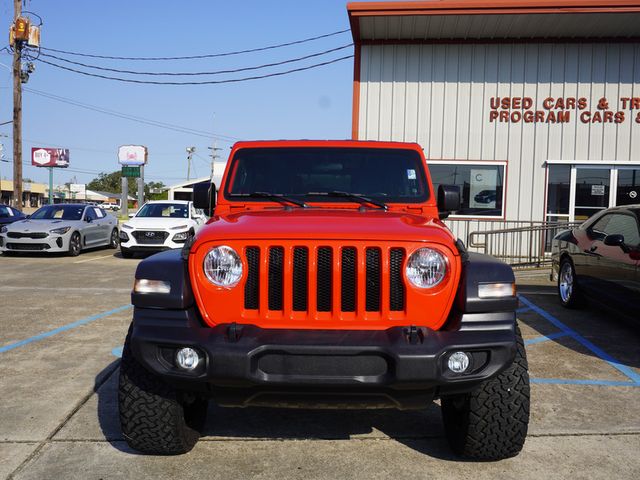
244,245,405,315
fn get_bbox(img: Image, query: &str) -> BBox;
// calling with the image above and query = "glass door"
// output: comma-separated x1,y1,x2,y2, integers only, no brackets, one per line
615,168,640,206
570,167,612,222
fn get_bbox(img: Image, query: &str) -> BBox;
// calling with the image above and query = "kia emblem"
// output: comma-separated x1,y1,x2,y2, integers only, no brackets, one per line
145,232,155,237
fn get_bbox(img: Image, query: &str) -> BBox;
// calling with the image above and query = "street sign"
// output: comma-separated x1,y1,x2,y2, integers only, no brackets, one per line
122,166,141,178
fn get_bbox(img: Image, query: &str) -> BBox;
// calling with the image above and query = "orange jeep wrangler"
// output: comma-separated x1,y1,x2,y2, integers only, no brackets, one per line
118,140,529,459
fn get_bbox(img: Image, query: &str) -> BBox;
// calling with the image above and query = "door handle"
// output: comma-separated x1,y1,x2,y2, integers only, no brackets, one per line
589,245,598,252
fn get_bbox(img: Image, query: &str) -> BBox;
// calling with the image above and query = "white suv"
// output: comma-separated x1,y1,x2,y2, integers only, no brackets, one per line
119,200,206,258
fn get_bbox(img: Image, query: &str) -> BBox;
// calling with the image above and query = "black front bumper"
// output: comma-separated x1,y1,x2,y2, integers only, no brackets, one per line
130,308,516,409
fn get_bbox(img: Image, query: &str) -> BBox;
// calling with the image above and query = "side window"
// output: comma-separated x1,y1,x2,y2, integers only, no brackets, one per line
589,215,611,240
85,208,97,221
0,206,10,218
603,214,640,246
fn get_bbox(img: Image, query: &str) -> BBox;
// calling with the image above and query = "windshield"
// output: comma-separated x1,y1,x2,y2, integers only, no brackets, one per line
225,147,429,204
30,205,85,221
136,203,189,218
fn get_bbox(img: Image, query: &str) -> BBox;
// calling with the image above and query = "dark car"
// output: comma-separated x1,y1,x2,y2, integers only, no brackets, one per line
0,204,26,226
551,205,640,320
473,189,497,204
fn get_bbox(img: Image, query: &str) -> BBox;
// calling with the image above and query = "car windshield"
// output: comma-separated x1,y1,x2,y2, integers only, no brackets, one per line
225,147,429,204
30,205,84,221
136,203,189,218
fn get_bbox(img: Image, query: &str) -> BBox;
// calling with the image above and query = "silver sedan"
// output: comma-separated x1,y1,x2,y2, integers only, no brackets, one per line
0,204,119,256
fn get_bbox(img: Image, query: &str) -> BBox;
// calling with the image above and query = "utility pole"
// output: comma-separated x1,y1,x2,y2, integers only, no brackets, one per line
208,116,222,185
12,0,23,209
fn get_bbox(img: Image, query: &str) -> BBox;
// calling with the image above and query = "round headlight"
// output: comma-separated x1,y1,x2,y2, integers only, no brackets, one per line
405,247,447,288
203,245,243,287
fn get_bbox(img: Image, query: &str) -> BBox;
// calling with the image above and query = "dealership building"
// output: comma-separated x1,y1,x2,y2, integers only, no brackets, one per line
347,0,640,242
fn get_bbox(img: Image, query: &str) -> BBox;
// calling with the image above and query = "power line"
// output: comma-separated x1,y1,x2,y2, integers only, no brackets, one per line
22,87,239,142
36,55,354,85
39,29,350,61
39,44,353,76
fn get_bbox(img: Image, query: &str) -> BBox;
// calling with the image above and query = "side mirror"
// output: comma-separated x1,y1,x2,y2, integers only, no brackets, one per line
86,217,92,223
128,213,135,218
25,214,31,219
603,233,629,252
193,181,216,217
437,185,461,220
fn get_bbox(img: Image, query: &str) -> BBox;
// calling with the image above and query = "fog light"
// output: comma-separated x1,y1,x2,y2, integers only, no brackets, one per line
447,351,470,374
175,347,200,371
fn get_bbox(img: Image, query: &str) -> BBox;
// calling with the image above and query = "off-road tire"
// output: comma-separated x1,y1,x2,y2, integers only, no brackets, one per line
441,324,530,461
120,247,133,259
558,258,583,308
118,329,208,455
68,232,82,257
109,228,119,249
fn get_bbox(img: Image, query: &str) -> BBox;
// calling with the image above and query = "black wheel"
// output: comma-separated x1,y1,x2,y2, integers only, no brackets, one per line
118,328,208,455
68,232,82,257
109,228,120,249
120,247,133,259
558,258,583,308
441,324,530,461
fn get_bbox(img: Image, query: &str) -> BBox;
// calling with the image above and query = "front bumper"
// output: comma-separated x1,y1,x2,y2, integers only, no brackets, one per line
130,307,516,409
0,233,70,252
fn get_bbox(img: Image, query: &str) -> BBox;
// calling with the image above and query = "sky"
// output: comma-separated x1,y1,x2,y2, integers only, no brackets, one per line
0,0,356,188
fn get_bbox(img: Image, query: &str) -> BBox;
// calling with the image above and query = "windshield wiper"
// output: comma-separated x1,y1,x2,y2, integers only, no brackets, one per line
308,191,388,210
230,192,308,208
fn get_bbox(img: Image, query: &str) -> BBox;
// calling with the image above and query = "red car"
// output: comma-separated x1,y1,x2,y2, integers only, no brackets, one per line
118,141,528,459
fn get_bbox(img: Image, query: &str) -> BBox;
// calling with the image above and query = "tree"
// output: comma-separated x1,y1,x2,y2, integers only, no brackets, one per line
87,171,136,194
86,172,167,200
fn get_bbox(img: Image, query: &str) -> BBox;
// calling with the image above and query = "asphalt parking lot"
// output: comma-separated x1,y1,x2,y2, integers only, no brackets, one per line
1,250,639,479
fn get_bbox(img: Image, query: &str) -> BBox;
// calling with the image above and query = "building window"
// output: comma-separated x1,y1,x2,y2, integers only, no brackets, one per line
429,163,505,217
546,165,571,217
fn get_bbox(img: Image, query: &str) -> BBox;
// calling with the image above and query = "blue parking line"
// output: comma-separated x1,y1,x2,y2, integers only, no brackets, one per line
524,331,569,346
0,304,132,354
519,295,640,385
516,307,531,314
531,378,640,387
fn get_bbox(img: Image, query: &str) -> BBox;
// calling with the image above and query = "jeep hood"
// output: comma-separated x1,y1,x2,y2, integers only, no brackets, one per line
194,209,455,245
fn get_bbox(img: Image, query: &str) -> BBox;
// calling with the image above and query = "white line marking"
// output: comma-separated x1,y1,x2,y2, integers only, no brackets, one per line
73,254,115,264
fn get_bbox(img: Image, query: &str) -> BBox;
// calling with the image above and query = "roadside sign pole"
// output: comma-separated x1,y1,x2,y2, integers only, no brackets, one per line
121,176,128,218
137,165,144,209
48,166,53,204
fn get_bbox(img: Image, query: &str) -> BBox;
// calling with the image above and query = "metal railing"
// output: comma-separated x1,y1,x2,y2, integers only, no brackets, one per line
466,221,580,269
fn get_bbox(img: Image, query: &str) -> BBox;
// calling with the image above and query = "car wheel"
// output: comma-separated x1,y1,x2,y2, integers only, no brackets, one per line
120,246,133,259
558,258,583,308
109,228,119,249
68,232,82,257
441,324,530,461
118,327,208,454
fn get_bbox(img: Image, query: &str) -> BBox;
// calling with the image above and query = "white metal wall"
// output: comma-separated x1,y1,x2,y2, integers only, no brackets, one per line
358,42,640,233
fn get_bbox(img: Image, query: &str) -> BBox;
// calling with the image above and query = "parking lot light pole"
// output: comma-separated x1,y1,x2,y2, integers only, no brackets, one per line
48,166,53,204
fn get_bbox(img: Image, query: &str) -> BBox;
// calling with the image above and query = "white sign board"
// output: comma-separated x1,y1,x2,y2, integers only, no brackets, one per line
469,169,498,209
69,184,84,193
118,145,148,166
591,184,605,196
